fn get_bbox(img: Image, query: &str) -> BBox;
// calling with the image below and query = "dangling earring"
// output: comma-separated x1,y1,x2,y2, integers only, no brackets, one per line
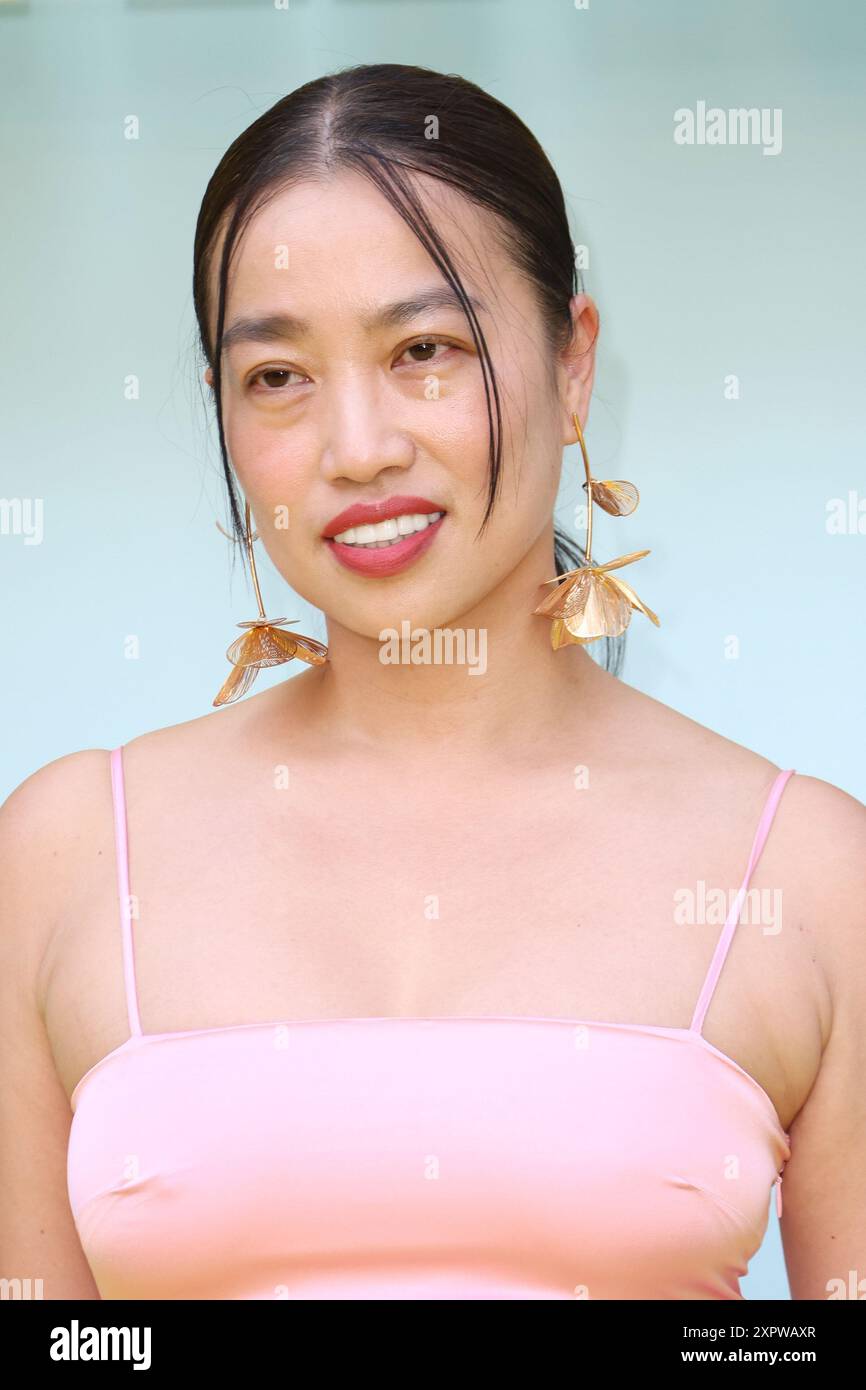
533,410,661,649
212,498,329,706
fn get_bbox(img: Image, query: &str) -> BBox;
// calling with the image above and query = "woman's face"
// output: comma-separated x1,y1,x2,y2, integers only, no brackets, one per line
204,169,596,638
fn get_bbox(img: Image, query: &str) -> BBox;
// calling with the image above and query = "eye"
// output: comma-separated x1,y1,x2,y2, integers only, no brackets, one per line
394,337,459,368
247,366,308,394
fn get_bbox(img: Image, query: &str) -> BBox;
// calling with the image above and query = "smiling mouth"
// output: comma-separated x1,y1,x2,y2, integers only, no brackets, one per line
324,510,447,576
331,510,445,548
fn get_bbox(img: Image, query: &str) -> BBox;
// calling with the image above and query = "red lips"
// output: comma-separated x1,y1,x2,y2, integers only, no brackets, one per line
321,494,448,578
321,495,445,540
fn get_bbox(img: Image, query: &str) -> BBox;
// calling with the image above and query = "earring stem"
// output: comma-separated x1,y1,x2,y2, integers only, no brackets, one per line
572,411,593,566
243,499,267,620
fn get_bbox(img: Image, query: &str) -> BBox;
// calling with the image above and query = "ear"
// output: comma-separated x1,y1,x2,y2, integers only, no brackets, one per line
204,366,214,389
559,293,599,441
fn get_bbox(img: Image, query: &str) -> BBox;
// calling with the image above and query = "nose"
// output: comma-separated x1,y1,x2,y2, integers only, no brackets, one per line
319,375,415,486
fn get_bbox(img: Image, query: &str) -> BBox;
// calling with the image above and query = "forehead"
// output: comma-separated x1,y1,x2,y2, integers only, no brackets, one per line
207,168,519,333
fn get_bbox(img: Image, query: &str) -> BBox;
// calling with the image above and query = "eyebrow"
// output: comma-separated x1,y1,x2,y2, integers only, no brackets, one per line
220,285,487,353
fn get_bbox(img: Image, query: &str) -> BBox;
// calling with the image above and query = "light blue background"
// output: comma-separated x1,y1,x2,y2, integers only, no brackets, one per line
3,0,865,1298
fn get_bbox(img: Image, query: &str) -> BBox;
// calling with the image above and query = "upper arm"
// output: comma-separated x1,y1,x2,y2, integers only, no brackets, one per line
0,751,107,1300
777,775,866,1300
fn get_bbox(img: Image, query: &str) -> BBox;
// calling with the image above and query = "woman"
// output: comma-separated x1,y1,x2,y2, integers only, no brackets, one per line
2,63,863,1301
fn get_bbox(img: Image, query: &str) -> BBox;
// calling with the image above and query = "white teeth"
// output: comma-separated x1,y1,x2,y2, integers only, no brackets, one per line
333,511,444,547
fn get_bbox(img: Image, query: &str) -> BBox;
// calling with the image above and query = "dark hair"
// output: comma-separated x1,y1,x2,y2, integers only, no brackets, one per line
192,61,624,674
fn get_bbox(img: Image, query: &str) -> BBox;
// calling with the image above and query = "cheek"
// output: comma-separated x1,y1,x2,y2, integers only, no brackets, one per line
223,404,309,501
482,490,552,563
479,426,561,550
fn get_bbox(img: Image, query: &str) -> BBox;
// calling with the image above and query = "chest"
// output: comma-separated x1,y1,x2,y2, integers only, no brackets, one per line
107,770,732,1020
67,1018,788,1300
47,763,811,1129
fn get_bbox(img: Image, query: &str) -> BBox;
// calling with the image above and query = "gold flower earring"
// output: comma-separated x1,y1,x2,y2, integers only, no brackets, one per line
533,410,661,649
212,498,329,706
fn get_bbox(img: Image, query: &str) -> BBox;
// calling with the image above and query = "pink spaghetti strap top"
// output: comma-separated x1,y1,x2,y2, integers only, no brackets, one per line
67,748,795,1300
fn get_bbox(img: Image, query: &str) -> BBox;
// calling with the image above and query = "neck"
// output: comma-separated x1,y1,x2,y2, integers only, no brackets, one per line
285,532,614,761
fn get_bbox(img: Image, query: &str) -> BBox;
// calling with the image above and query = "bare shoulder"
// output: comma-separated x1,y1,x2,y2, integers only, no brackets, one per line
0,753,120,1299
771,768,866,982
0,745,113,831
612,671,866,1011
760,766,866,1032
0,684,268,975
602,669,784,791
117,673,316,785
616,668,865,837
0,674,303,875
0,749,115,961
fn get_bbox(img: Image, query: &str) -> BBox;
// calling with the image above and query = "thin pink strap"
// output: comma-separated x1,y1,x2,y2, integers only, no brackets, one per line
109,745,142,1038
690,769,796,1035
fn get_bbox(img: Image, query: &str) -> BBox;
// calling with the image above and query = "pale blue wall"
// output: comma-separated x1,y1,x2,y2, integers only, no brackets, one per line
3,0,865,1298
